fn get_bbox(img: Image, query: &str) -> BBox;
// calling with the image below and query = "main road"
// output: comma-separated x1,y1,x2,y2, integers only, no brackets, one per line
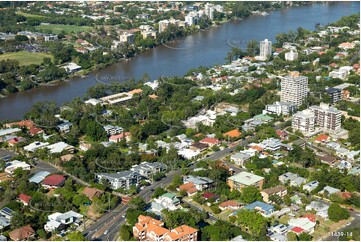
83,139,245,241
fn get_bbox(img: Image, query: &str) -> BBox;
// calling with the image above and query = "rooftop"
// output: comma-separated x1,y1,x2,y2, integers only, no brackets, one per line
228,172,264,185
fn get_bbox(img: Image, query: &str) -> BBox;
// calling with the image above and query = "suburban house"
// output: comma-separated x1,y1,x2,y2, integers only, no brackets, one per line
227,172,264,191
150,193,181,214
96,171,144,190
44,210,83,232
42,174,66,189
82,187,104,200
183,175,214,191
303,181,319,193
189,142,209,152
223,129,242,139
109,132,132,143
219,200,241,211
319,186,341,196
261,186,287,203
288,214,316,234
199,137,220,147
29,171,51,184
9,225,35,241
133,215,198,241
177,182,198,196
244,201,275,216
18,194,32,206
4,160,31,174
306,201,330,219
230,152,250,167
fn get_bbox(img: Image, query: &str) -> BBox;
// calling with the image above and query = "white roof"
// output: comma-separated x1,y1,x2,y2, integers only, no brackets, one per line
0,128,21,137
24,141,49,152
46,142,73,154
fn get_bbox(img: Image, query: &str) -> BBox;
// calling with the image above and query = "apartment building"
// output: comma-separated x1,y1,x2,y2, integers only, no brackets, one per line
227,171,264,191
133,215,198,241
309,103,341,131
263,101,297,116
292,109,315,134
260,39,272,60
281,72,308,107
261,186,287,203
325,87,342,104
285,50,298,61
96,171,144,190
130,162,167,178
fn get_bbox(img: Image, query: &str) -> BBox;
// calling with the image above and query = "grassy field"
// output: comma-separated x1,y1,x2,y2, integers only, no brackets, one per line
0,51,53,66
35,24,93,34
16,11,46,18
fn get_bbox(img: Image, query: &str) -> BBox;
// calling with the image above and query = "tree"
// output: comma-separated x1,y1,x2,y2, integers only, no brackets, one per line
201,220,242,241
120,224,133,241
240,186,263,203
129,197,147,211
298,232,313,241
236,210,267,236
328,203,350,222
152,187,167,198
67,231,86,241
287,232,298,241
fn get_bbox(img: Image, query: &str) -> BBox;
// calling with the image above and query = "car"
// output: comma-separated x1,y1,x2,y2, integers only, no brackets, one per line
151,188,154,192
346,222,351,226
122,214,126,218
104,229,109,235
349,208,354,211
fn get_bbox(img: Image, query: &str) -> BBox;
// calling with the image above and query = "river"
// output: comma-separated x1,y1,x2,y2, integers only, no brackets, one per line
0,1,359,121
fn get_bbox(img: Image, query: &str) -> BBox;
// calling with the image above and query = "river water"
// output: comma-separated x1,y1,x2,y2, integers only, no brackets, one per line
0,1,359,121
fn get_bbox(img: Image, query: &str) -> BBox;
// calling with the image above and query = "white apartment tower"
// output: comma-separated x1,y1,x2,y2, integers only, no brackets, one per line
281,71,309,107
292,109,315,134
309,103,341,131
260,39,272,59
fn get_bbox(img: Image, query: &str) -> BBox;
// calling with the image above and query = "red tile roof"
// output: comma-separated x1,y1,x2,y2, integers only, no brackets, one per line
291,226,304,234
315,134,329,142
199,137,219,145
18,194,32,204
202,192,217,199
219,200,240,208
303,213,316,223
29,127,43,135
9,225,35,241
42,174,65,186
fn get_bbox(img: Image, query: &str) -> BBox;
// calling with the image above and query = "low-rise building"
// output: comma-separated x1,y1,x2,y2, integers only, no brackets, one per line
130,162,167,178
183,175,214,191
230,152,250,167
133,215,198,241
227,172,264,191
9,225,35,241
42,174,66,189
96,171,144,190
263,101,297,116
44,211,83,232
261,186,287,203
244,201,275,216
303,181,319,193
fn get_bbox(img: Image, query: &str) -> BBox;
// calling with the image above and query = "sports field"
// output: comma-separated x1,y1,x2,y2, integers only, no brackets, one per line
0,51,53,66
35,24,93,34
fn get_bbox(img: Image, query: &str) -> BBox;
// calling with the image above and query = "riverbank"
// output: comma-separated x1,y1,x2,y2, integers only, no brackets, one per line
0,1,358,121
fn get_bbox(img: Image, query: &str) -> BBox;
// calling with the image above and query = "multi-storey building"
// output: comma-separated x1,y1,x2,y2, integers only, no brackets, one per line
292,109,315,134
281,71,309,107
309,103,341,131
260,39,272,59
263,101,297,116
96,171,144,190
227,172,264,191
325,87,342,104
133,215,198,241
285,50,298,61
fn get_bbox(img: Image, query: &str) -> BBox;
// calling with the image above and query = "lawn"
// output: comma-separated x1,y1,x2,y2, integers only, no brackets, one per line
35,24,93,34
16,11,46,18
0,51,53,66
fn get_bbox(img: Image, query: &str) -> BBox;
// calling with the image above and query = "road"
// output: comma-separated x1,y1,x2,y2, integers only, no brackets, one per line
322,209,360,241
83,170,179,241
83,141,246,241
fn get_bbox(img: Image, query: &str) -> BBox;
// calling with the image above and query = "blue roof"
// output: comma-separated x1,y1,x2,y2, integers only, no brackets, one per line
29,171,51,184
244,201,274,214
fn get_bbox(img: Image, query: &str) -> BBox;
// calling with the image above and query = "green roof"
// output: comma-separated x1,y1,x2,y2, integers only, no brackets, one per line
253,114,273,122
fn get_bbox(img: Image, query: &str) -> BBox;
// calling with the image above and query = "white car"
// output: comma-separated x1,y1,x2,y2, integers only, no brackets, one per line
104,229,109,235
